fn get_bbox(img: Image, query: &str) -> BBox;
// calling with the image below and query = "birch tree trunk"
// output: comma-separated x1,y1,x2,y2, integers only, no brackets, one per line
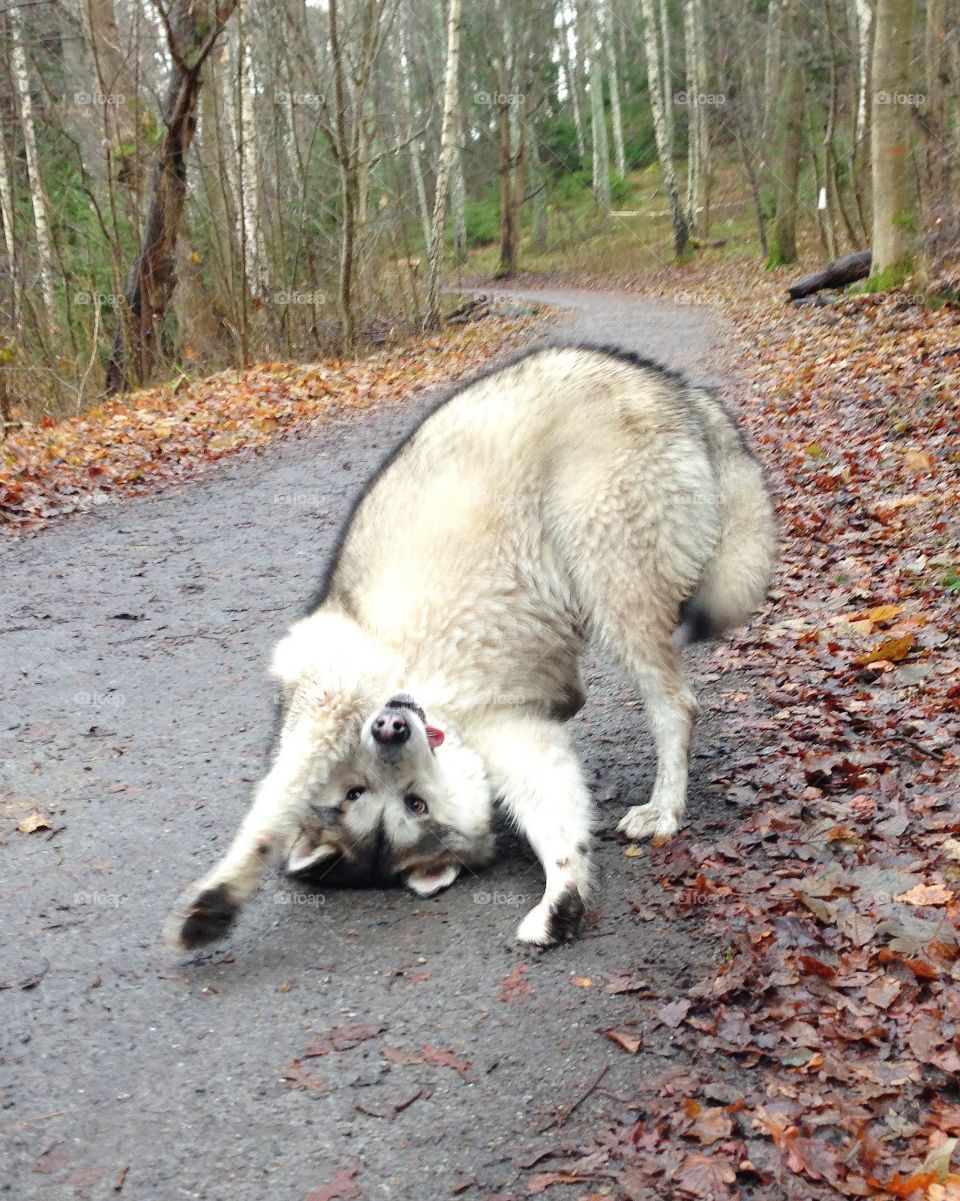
235,6,266,301
424,0,462,329
870,0,918,281
450,120,467,265
585,0,611,213
683,0,708,234
561,8,586,160
658,0,674,150
0,121,19,329
854,0,874,143
604,1,626,178
9,4,56,325
639,0,688,256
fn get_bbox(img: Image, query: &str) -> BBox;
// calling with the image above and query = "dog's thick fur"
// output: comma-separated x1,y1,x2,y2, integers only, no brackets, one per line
165,345,775,951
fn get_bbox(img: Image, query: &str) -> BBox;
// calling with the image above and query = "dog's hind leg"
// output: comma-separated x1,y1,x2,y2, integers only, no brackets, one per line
614,642,698,841
163,716,336,951
563,527,701,841
472,716,592,946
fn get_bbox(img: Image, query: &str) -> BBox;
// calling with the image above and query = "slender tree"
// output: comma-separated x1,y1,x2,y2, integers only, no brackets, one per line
105,0,238,393
9,2,55,324
424,0,462,329
639,0,688,256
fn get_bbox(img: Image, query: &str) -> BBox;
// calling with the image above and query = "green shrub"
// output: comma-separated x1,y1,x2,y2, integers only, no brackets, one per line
609,174,632,206
465,197,500,246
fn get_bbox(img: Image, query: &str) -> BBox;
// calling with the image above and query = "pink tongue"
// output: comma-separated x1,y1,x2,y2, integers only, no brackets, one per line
426,726,445,748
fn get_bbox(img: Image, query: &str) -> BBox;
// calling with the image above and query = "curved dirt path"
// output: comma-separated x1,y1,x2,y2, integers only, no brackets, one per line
1,289,745,1200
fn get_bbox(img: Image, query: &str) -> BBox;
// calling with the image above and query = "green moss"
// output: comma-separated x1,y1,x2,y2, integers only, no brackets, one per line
861,261,912,292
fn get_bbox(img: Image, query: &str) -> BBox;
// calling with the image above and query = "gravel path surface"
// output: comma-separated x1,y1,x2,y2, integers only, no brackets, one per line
1,288,747,1201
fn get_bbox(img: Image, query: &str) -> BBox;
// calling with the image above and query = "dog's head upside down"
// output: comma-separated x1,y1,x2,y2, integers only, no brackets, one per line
284,691,496,896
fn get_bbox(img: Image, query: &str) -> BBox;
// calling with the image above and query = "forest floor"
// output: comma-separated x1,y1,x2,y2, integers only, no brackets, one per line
1,272,959,1201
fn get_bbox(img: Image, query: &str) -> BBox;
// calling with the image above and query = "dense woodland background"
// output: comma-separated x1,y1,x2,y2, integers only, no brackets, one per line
0,0,956,416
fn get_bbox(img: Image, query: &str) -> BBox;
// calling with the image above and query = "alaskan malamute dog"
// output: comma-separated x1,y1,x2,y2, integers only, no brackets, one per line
165,345,774,951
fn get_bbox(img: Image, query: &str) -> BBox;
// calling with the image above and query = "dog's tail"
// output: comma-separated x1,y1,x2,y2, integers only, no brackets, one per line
676,424,776,647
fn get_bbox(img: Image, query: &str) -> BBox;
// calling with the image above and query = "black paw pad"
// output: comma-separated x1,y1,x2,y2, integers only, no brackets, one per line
547,885,585,943
178,884,240,949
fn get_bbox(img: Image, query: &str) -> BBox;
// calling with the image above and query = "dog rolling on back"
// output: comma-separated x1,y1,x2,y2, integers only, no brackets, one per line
165,345,775,951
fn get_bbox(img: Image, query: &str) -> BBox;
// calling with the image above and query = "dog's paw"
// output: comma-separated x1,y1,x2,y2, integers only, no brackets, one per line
164,882,240,951
617,803,679,843
516,885,585,947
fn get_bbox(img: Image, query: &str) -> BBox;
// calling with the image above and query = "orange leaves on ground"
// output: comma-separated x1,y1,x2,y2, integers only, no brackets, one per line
673,1153,736,1197
0,310,542,531
513,262,960,1201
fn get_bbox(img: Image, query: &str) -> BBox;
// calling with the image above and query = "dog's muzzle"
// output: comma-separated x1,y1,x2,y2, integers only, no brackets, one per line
372,709,412,746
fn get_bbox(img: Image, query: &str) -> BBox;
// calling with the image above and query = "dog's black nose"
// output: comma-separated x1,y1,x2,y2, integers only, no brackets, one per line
372,713,410,744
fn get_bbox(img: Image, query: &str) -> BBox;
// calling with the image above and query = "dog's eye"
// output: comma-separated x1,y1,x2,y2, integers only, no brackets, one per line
345,786,366,802
404,794,428,816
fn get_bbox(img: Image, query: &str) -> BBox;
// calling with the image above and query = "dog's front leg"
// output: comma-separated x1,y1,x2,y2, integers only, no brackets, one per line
474,717,593,946
164,716,333,951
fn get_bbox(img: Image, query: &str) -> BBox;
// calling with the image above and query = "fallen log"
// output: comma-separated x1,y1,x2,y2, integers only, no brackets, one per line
787,249,872,300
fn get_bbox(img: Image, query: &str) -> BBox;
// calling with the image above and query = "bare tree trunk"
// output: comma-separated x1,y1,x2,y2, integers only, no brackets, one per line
870,0,918,282
450,118,467,265
424,0,462,329
105,1,238,393
585,0,611,213
658,0,674,150
854,0,873,143
851,0,875,238
235,5,266,302
496,67,516,277
768,0,806,266
639,0,688,256
762,0,783,145
604,0,626,178
328,0,356,347
10,3,55,324
530,123,548,252
683,0,708,234
0,118,19,330
560,7,586,160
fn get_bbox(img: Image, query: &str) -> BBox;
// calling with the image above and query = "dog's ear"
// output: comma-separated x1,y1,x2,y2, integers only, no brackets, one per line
286,835,338,875
403,862,460,896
